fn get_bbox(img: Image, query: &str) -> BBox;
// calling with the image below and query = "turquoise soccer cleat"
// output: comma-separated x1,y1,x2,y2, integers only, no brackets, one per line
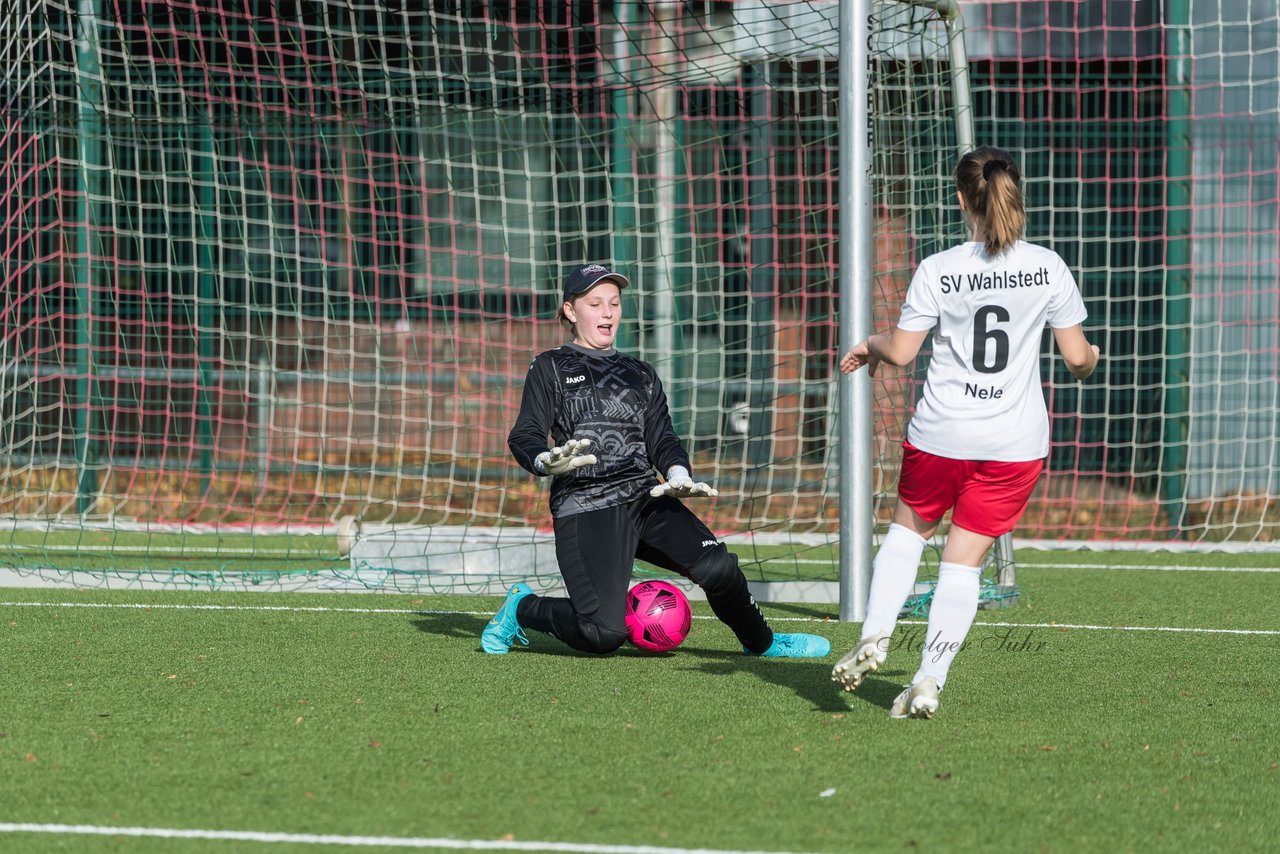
746,632,831,658
480,583,534,654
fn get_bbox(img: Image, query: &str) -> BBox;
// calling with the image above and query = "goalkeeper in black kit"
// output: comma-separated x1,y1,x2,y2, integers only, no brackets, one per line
482,263,830,659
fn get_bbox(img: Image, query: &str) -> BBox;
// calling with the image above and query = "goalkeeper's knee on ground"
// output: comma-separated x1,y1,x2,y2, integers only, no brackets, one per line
577,622,628,655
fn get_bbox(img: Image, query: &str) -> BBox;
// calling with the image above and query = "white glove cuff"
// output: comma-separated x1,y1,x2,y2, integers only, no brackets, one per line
666,465,690,482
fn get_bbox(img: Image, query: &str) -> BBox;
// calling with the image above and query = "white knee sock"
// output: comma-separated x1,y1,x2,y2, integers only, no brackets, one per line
914,561,981,688
860,523,927,641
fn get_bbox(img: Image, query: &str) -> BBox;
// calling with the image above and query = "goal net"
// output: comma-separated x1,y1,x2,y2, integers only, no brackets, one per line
0,0,851,593
2,1,1273,597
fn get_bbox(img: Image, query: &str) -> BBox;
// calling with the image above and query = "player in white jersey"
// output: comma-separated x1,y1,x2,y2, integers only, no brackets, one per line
831,146,1100,718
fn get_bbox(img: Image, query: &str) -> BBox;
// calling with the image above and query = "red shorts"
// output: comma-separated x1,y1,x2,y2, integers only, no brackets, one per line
897,441,1043,538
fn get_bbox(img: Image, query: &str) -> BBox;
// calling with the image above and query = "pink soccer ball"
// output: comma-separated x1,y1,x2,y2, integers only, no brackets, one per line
625,580,693,652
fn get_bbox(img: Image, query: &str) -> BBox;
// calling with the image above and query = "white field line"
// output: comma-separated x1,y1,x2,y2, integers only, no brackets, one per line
751,559,1280,571
1014,560,1280,572
0,823,810,854
898,619,1279,637
1012,537,1280,554
0,601,492,615
0,600,1276,636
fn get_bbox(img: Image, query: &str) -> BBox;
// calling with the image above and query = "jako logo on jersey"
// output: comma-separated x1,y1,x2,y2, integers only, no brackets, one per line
701,539,717,548
564,375,587,385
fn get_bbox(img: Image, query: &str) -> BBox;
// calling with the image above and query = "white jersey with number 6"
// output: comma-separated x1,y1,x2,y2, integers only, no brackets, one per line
897,239,1088,462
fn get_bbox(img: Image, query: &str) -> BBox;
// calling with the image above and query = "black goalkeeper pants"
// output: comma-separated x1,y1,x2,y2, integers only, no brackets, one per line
516,494,773,654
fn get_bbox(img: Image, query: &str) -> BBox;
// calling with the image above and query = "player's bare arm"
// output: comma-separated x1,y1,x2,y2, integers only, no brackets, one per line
840,328,930,376
1052,324,1100,381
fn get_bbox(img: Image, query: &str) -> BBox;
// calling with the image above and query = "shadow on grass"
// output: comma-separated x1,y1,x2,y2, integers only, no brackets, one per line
410,612,488,642
674,643,915,714
411,613,704,658
409,610,909,711
689,654,847,711
834,669,913,712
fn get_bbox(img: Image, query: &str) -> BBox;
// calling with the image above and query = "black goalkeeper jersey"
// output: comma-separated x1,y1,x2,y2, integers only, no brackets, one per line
508,343,691,518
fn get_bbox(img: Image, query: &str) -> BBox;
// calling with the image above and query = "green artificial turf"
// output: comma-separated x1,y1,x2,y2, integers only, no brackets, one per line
1,558,1277,853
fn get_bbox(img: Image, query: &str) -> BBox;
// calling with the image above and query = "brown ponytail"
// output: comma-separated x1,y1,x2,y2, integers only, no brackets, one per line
955,146,1025,256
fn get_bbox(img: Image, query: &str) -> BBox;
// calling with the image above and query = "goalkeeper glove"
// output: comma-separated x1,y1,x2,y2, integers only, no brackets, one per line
650,465,718,498
534,438,598,476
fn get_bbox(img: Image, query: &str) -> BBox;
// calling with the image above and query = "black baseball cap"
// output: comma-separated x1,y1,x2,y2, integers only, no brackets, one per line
561,264,629,302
